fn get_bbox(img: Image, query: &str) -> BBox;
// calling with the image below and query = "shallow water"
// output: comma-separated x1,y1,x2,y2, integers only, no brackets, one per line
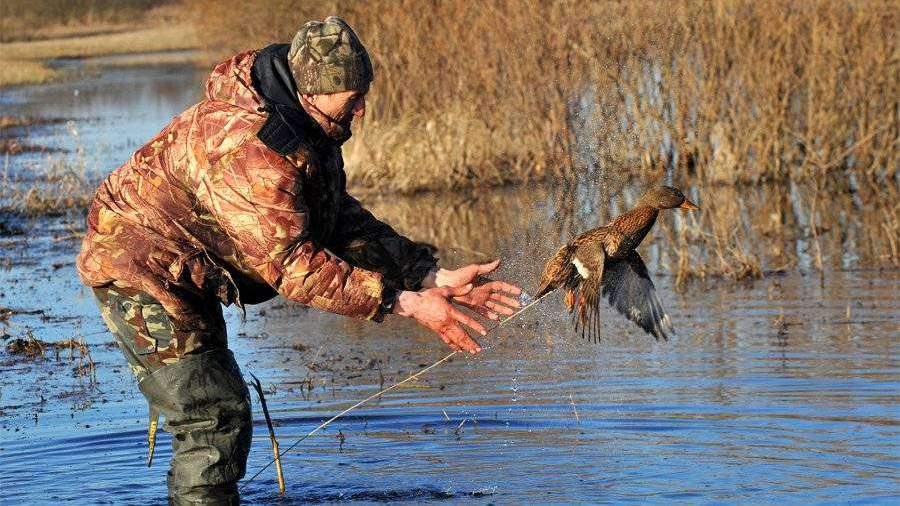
1,61,898,504
1,59,206,179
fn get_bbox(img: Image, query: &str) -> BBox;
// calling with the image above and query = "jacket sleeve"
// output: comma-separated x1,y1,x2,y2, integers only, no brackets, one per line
328,191,438,291
197,140,384,319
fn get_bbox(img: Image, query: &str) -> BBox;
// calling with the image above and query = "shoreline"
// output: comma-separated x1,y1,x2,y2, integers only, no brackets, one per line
0,24,202,88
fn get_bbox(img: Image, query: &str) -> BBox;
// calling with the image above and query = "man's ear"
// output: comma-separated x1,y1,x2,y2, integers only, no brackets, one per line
300,93,316,104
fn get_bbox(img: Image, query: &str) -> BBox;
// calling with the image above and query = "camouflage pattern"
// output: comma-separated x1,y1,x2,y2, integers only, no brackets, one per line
93,286,250,504
93,286,225,377
77,48,436,345
288,16,374,94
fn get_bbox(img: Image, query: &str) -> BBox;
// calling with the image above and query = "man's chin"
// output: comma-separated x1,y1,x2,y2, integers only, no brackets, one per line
331,126,352,144
332,121,354,143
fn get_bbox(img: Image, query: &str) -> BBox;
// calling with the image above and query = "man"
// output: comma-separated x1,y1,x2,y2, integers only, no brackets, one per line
77,16,522,505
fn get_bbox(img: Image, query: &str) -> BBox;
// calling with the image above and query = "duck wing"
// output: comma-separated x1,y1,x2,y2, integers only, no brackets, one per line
570,240,606,342
600,250,674,341
536,243,577,297
536,227,607,298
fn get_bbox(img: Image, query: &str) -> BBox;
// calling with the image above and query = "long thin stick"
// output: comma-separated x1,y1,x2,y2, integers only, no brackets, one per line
248,373,286,494
240,291,552,491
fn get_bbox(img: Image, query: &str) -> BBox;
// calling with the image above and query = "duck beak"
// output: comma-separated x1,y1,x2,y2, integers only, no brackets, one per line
679,199,700,211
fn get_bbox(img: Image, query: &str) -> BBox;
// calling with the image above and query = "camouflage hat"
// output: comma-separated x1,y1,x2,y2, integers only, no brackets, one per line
288,16,374,94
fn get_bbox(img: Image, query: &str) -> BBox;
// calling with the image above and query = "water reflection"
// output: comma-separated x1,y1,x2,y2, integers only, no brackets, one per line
3,60,895,276
358,176,897,287
1,61,206,177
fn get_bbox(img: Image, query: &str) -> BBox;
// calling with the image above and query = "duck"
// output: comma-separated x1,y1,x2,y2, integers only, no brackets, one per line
536,186,699,342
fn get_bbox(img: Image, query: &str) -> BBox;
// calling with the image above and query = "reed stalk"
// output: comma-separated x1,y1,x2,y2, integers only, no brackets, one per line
248,373,286,495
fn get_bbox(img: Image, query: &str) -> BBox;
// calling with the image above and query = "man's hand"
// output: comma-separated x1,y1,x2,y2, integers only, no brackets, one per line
425,259,523,320
394,286,486,354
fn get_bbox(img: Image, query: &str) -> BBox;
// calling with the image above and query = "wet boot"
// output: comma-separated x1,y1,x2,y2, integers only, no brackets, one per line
139,349,253,506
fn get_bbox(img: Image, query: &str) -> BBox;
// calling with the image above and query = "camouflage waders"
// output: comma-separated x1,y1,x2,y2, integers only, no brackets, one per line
93,286,252,505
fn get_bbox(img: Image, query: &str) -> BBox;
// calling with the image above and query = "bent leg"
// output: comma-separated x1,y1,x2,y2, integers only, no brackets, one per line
93,287,252,505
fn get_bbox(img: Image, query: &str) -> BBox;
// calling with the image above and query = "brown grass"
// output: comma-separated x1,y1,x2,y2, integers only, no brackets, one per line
2,1,896,283
0,1,176,42
0,25,200,87
0,116,65,130
1,131,98,217
55,335,97,384
0,1,197,88
0,139,58,156
4,330,98,383
5,330,49,359
187,0,898,193
1,25,198,61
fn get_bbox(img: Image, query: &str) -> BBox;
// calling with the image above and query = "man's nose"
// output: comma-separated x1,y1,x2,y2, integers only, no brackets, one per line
353,99,366,118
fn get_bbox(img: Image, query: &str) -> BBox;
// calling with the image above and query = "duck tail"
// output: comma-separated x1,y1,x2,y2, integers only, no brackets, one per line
536,243,578,297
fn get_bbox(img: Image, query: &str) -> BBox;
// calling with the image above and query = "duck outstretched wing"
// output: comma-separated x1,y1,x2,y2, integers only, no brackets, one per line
536,243,577,297
569,240,606,342
600,251,674,341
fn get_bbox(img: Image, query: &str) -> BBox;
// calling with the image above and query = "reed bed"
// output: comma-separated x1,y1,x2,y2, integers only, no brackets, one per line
0,0,174,42
2,0,896,283
188,0,897,192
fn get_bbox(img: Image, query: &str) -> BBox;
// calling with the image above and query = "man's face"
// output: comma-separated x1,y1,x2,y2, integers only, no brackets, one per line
306,90,367,128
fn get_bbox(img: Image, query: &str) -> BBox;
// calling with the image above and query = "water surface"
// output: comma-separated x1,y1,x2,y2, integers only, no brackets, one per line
1,60,897,505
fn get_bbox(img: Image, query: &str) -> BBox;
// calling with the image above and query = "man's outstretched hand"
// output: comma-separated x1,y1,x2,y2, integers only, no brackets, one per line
394,285,487,354
426,259,523,320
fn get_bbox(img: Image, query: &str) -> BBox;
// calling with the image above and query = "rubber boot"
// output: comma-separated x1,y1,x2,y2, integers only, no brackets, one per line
138,348,253,505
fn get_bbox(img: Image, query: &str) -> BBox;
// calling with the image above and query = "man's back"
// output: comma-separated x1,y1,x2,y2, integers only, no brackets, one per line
77,47,387,337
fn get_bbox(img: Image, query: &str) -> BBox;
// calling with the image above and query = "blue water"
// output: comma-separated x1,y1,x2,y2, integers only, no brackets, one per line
1,60,898,504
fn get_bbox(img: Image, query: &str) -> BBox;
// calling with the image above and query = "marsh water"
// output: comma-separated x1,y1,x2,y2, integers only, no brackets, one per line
1,60,898,504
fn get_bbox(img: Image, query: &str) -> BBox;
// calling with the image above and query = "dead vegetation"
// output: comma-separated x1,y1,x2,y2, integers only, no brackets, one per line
0,1,196,87
5,330,49,359
0,165,96,217
1,123,98,217
1,116,65,130
0,0,174,42
188,0,897,193
3,328,98,383
0,139,60,156
2,0,896,284
0,116,66,156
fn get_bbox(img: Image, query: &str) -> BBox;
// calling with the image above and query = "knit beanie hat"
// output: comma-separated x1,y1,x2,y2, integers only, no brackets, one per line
288,16,374,94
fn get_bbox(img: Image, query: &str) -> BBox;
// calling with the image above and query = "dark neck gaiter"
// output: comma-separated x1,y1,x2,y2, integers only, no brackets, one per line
250,43,345,155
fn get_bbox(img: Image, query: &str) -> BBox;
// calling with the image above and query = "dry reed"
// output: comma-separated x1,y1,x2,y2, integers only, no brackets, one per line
248,373,286,495
184,0,900,278
0,0,176,42
1,123,99,217
3,0,896,284
186,0,897,193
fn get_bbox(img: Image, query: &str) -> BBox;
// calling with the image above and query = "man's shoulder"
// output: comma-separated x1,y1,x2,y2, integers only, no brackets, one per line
191,99,266,159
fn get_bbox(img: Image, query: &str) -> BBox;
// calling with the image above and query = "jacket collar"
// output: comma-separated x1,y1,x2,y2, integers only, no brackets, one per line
250,43,334,155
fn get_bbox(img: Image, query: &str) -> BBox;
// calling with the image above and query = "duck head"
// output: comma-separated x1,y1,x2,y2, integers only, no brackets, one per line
640,186,700,211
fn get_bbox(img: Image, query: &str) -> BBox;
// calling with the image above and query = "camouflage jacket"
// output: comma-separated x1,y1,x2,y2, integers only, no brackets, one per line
77,44,437,334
